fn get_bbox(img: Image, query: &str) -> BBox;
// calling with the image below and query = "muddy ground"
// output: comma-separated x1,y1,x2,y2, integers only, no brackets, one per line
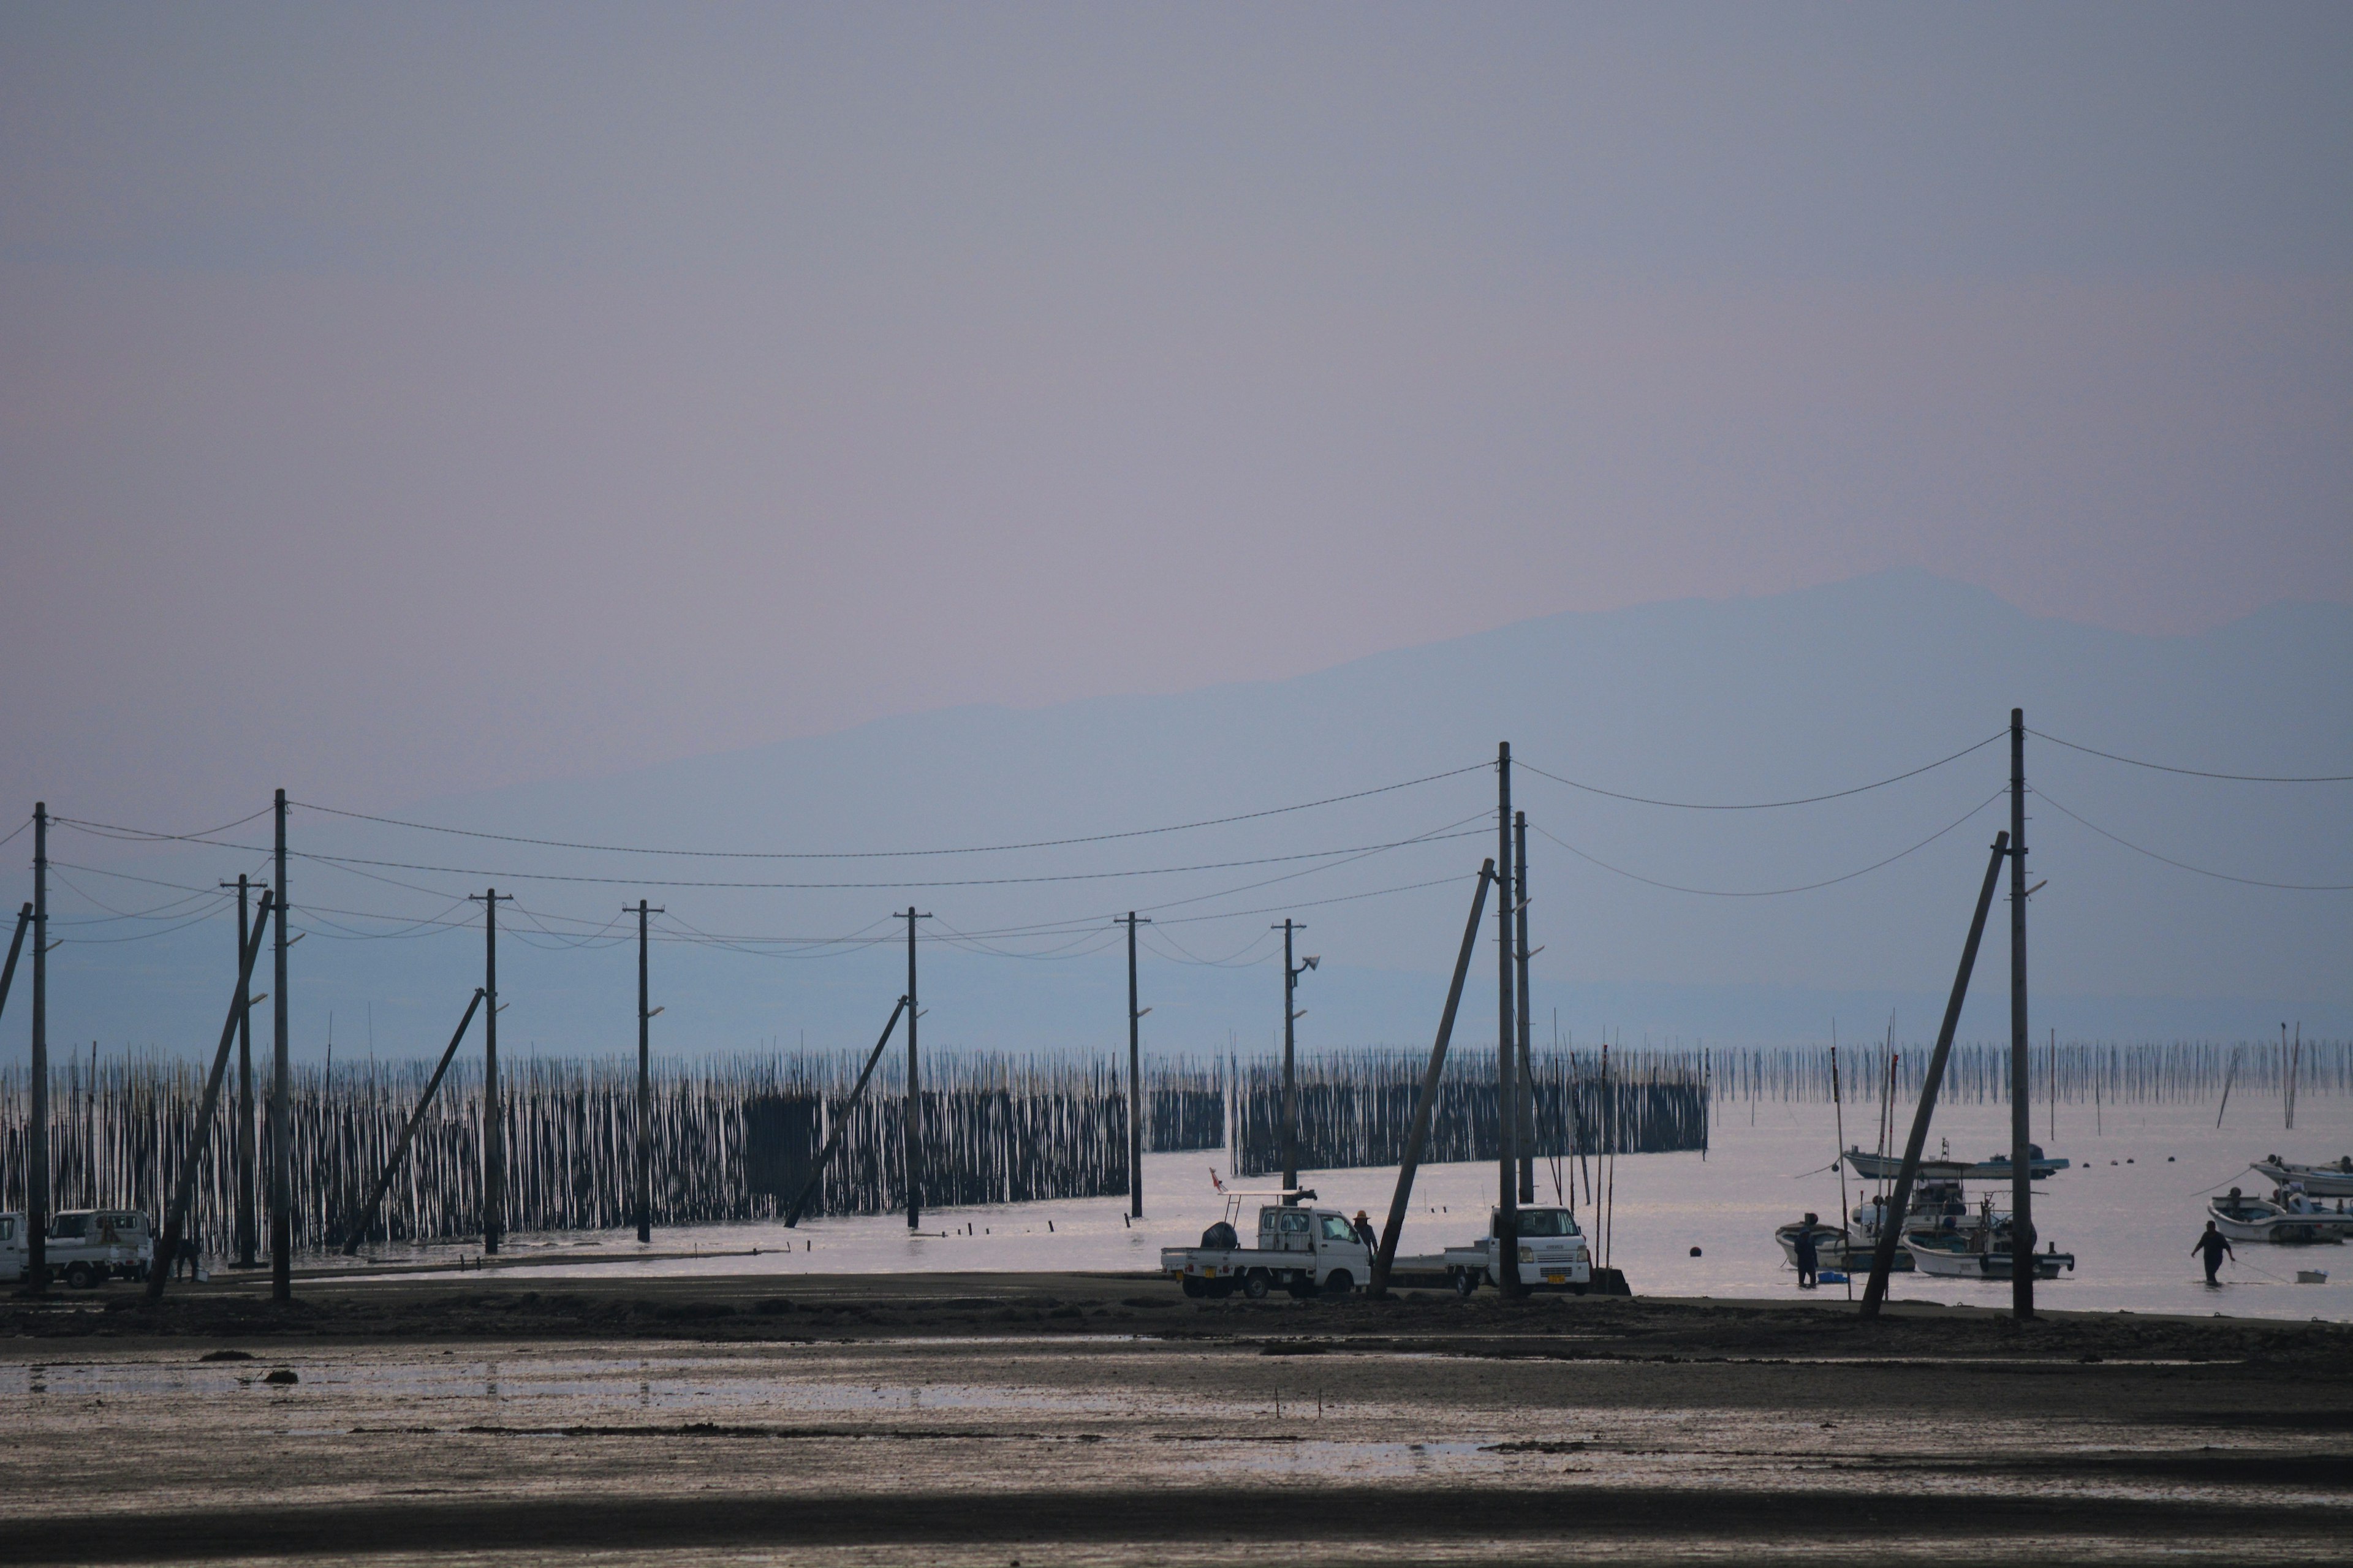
4,1270,2349,1564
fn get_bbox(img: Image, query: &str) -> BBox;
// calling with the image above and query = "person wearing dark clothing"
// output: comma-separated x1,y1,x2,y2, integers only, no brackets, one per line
2193,1221,2233,1285
1794,1212,1820,1289
1351,1211,1377,1250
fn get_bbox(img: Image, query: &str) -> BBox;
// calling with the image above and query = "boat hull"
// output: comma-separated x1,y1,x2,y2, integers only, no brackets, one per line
2209,1207,2353,1246
1843,1148,2066,1182
1903,1238,2074,1280
2249,1161,2353,1199
1775,1225,1912,1273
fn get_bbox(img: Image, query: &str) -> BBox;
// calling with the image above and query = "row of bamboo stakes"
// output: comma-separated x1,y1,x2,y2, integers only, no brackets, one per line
1,1039,2335,1255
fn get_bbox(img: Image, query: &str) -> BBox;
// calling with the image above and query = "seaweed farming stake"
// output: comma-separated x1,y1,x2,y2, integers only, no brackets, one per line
338,987,486,1256
784,995,909,1227
1860,830,2010,1319
148,890,275,1299
1368,858,1495,1298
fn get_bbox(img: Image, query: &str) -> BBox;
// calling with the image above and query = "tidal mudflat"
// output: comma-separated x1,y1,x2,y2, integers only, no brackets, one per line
5,1271,2349,1564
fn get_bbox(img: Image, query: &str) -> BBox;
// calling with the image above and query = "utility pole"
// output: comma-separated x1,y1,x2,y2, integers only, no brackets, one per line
222,874,258,1268
632,898,663,1244
1495,743,1521,1295
1118,912,1151,1218
468,887,515,1254
28,805,49,1293
2009,710,2034,1319
903,907,930,1229
1515,811,1539,1205
271,790,291,1301
1275,920,1314,1192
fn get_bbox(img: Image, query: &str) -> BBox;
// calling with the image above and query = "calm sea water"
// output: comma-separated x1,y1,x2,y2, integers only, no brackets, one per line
331,1093,2353,1323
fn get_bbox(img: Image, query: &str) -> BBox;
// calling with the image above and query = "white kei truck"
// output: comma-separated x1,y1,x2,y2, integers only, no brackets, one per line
1162,1191,1372,1299
0,1209,154,1287
1423,1205,1593,1295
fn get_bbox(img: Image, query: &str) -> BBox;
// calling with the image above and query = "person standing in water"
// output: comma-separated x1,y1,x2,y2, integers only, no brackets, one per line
1794,1213,1820,1289
2192,1219,2234,1286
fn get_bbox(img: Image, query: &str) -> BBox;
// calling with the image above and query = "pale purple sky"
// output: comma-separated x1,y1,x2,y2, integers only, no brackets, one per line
4,2,2348,826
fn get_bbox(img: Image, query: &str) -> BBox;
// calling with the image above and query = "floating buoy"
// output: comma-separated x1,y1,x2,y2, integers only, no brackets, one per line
1689,1246,1702,1257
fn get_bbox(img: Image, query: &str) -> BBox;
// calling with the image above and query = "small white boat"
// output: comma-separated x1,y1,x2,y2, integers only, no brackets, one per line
2208,1192,2353,1245
1841,1144,2067,1182
2249,1157,2353,1199
1904,1229,2074,1281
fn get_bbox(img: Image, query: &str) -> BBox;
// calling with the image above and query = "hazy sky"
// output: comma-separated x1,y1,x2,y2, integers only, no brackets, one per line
4,2,2348,827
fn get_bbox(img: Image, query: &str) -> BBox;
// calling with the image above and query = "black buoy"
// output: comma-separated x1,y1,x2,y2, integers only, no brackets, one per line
1689,1246,1702,1257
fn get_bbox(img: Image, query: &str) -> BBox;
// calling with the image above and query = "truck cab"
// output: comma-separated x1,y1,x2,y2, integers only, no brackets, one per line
1446,1205,1592,1295
0,1212,23,1284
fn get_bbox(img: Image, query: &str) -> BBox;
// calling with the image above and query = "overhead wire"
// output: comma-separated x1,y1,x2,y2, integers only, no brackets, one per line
1531,788,2007,897
269,822,1495,892
2026,729,2353,784
1514,732,2003,810
2030,787,2353,892
284,762,1488,859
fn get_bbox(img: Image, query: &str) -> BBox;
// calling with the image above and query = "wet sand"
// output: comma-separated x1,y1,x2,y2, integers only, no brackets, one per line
6,1270,2349,1564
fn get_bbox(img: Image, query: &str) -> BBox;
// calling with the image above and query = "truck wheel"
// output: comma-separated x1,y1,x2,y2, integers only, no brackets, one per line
1453,1269,1479,1298
1243,1270,1271,1300
64,1262,96,1290
1181,1274,1207,1298
1321,1270,1354,1299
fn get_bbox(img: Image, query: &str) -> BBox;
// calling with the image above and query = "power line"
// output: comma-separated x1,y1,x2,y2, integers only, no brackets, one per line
1531,789,2006,897
2028,729,2353,784
273,824,1491,892
1515,732,2003,811
47,805,276,844
284,763,1488,860
2031,787,2353,891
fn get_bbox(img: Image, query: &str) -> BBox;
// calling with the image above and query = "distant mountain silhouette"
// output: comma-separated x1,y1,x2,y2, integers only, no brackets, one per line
48,570,2352,1060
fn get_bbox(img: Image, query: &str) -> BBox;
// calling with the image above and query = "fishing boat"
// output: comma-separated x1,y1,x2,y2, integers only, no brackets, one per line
2248,1156,2353,1199
1773,1211,1912,1273
2208,1191,2353,1245
1840,1144,2068,1182
1903,1227,2074,1280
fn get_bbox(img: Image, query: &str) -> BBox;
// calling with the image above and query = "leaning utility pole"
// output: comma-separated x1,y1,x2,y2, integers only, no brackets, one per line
632,898,663,1244
28,805,50,1293
468,887,515,1254
1860,832,2010,1317
1514,810,1536,1205
222,874,259,1268
1118,912,1151,1218
271,790,291,1301
904,907,930,1229
1276,919,1311,1192
2009,709,2034,1319
1495,743,1521,1294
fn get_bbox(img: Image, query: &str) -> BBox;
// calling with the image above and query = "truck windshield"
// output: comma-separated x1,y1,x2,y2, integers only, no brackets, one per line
49,1215,88,1239
1517,1209,1580,1237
